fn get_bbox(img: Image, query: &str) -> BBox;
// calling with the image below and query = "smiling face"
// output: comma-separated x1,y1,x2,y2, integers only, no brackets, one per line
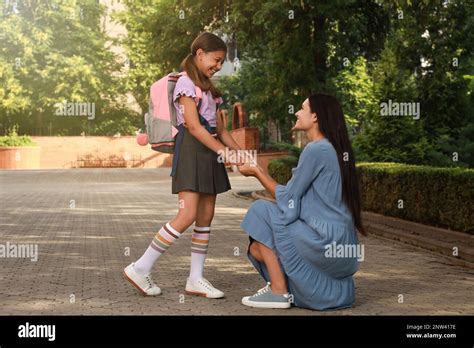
195,48,226,78
293,98,318,131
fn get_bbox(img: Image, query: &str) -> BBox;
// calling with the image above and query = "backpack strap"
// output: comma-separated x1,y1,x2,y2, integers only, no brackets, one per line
195,86,204,114
195,86,220,113
176,71,203,113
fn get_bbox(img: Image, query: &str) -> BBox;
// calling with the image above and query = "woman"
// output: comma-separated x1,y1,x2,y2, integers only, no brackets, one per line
237,93,366,310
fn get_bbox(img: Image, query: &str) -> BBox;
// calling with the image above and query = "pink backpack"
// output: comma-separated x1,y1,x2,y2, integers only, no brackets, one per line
136,71,215,153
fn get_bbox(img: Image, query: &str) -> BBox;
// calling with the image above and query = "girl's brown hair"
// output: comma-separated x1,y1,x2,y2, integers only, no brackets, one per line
180,32,227,98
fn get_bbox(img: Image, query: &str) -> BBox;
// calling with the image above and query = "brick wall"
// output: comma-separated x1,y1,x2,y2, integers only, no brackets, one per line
11,136,287,172
30,136,172,169
229,128,260,150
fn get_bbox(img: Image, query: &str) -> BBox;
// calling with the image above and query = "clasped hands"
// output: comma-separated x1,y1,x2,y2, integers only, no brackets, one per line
222,149,262,177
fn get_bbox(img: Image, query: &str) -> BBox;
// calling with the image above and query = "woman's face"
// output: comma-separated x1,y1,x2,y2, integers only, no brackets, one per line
195,49,226,78
293,98,317,131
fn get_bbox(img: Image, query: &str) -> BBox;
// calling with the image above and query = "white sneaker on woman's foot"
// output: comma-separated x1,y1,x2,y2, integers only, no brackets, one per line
185,277,224,299
123,263,162,296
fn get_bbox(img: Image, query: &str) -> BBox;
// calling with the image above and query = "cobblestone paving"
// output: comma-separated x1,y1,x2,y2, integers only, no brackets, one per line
0,169,472,315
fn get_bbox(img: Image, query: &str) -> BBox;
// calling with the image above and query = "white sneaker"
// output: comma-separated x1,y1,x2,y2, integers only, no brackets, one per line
185,277,224,299
123,263,162,296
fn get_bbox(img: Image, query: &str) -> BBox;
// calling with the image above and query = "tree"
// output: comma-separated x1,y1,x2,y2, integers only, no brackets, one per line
114,0,474,167
0,0,133,135
220,0,389,143
354,0,474,167
114,0,228,112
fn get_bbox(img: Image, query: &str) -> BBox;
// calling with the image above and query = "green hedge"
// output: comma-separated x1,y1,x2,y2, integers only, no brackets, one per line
268,158,474,233
0,126,37,147
267,155,299,185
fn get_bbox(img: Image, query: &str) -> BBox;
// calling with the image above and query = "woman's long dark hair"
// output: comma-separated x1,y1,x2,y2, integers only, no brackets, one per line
308,94,366,236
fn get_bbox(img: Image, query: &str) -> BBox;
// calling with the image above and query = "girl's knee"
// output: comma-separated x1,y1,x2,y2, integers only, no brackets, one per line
175,211,197,227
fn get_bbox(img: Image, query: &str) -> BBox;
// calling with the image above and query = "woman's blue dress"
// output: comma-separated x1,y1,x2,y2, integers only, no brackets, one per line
240,138,360,310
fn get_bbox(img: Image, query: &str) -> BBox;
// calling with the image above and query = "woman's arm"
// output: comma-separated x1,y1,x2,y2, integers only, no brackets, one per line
238,163,278,199
255,168,278,199
239,143,326,225
239,142,325,201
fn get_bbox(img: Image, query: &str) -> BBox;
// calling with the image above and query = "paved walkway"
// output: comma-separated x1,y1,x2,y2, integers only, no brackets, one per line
0,168,472,315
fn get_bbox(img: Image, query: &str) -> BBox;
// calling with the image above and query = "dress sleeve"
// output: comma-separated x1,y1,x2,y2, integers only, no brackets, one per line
275,141,327,225
173,76,197,103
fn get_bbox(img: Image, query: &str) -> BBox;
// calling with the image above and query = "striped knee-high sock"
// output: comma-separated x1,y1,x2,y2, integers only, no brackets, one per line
189,225,210,281
133,222,182,276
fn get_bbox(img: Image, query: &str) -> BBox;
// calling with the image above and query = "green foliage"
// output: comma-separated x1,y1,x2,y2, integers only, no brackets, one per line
267,141,303,158
331,57,377,133
266,143,303,185
267,155,299,185
114,0,226,112
0,125,36,146
0,0,130,135
1,0,472,163
88,107,142,136
357,162,474,233
119,0,390,146
350,0,474,167
350,40,432,164
219,0,473,168
219,0,389,144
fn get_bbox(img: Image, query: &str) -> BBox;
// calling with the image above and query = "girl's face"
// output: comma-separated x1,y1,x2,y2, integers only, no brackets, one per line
293,98,317,131
195,49,226,78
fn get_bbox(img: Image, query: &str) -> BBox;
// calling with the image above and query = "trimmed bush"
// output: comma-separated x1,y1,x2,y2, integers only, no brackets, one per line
267,155,299,185
357,162,473,233
268,157,474,233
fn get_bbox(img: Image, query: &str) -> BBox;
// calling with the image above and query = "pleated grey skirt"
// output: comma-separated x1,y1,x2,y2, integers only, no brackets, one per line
171,128,231,195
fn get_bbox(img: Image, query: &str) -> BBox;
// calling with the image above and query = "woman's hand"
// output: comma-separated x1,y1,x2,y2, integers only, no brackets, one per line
237,162,262,177
239,162,277,198
223,151,245,166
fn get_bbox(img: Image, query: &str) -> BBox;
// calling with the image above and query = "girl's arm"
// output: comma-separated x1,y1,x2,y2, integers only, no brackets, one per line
180,96,226,154
216,110,242,151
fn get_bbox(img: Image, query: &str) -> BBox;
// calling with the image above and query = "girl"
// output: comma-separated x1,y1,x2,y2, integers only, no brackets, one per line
237,93,366,310
124,32,243,298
